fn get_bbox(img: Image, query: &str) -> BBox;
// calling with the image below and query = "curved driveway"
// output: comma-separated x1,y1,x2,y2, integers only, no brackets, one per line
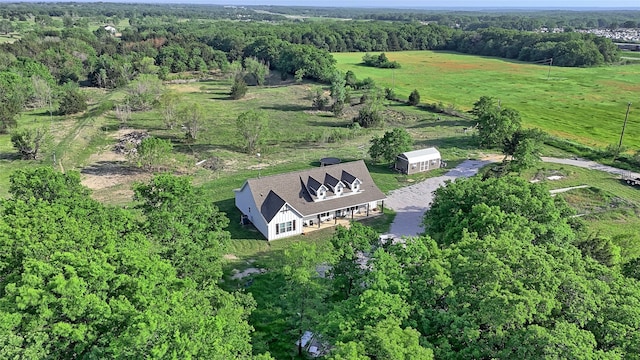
385,160,494,238
385,157,639,239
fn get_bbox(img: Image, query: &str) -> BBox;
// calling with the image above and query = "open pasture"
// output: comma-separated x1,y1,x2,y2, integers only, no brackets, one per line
334,51,640,149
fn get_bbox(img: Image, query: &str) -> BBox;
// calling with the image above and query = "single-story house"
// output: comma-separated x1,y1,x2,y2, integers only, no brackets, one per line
234,160,386,241
395,147,441,175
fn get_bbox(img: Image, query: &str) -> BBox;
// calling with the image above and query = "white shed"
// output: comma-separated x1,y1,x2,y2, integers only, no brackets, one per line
395,148,441,175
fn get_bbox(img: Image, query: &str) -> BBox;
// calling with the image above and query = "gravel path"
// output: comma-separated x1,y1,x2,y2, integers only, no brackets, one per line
549,185,590,194
385,160,494,238
385,157,638,239
542,157,640,178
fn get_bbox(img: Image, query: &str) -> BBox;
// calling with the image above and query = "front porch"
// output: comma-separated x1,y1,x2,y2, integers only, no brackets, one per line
301,206,384,234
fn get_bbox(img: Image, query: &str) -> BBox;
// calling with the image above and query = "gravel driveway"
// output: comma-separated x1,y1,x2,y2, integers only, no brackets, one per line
384,156,639,239
385,160,494,238
542,157,640,178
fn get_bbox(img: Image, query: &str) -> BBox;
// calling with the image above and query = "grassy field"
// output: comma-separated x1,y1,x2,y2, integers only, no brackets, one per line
1,76,473,234
621,51,640,59
523,163,640,261
334,51,640,149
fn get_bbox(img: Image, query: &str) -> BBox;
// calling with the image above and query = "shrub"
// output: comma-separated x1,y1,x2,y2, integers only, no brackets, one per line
230,75,248,100
57,85,87,115
408,89,421,106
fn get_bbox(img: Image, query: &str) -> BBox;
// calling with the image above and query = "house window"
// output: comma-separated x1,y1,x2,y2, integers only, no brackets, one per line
276,220,296,235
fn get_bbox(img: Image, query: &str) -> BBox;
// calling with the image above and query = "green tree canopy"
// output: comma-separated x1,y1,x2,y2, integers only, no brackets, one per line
236,109,268,155
133,173,230,285
0,168,259,359
369,128,413,163
471,96,522,148
424,176,575,246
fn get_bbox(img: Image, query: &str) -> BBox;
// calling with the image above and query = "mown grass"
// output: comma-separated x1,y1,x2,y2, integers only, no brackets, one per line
524,163,640,260
621,51,640,59
334,50,640,149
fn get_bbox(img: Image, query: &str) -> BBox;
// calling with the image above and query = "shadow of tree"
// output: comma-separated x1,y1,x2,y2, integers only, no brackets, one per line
81,160,144,176
260,104,310,112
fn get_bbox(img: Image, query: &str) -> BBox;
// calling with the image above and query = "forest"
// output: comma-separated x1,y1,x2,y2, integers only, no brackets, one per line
1,2,640,359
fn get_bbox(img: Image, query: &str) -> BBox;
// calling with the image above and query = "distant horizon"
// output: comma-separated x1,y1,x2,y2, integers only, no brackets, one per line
1,0,640,10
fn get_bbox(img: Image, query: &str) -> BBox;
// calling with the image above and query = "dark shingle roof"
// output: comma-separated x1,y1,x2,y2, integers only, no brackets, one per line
260,190,286,222
307,176,323,194
241,160,386,220
341,170,357,185
324,173,341,189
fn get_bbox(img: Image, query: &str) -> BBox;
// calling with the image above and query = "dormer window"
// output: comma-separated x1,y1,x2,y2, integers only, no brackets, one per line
352,179,361,192
317,188,326,199
335,183,344,196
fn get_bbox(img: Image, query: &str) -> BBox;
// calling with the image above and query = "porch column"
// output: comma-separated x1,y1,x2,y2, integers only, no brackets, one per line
366,203,370,217
318,214,321,228
335,211,338,224
351,208,354,220
381,200,384,213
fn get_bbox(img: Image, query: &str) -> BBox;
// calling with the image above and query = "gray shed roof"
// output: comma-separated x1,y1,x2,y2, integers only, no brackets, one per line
398,148,441,163
239,160,386,220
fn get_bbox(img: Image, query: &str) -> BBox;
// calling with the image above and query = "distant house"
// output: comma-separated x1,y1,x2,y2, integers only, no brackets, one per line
395,147,441,175
234,160,386,241
103,25,117,34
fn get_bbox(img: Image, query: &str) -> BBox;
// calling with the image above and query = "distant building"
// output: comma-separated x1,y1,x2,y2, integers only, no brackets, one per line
234,160,386,241
104,25,117,34
395,148,441,175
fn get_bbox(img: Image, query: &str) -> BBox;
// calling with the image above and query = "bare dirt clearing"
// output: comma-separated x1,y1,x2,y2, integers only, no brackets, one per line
80,129,151,196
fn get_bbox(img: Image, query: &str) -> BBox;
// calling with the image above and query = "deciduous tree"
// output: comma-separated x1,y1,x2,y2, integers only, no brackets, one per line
471,96,521,148
368,128,413,163
131,136,173,171
236,109,268,155
10,127,49,160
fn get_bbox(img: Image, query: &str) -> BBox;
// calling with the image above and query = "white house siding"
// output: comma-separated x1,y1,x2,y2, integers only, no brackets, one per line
267,204,303,241
234,185,269,238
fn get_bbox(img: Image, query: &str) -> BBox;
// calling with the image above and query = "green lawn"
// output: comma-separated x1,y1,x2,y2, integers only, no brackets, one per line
523,163,640,260
334,51,640,149
621,51,640,59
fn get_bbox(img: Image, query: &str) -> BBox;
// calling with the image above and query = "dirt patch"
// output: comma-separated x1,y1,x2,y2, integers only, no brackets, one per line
223,254,239,260
80,129,151,192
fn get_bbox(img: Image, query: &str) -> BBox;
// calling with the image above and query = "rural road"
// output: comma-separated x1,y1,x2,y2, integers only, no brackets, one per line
385,156,638,239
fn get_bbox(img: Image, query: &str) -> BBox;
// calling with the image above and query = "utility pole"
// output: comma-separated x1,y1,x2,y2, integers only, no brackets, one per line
616,102,632,159
392,68,395,90
546,57,553,80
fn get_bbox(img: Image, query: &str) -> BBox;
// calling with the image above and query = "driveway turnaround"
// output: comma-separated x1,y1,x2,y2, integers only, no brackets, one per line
385,160,494,239
385,156,639,239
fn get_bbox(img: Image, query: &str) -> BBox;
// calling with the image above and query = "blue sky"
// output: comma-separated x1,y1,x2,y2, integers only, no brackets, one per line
199,0,639,7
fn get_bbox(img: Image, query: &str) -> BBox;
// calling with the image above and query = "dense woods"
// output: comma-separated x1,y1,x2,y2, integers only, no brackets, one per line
1,3,640,359
5,167,640,358
0,168,272,359
0,2,627,111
